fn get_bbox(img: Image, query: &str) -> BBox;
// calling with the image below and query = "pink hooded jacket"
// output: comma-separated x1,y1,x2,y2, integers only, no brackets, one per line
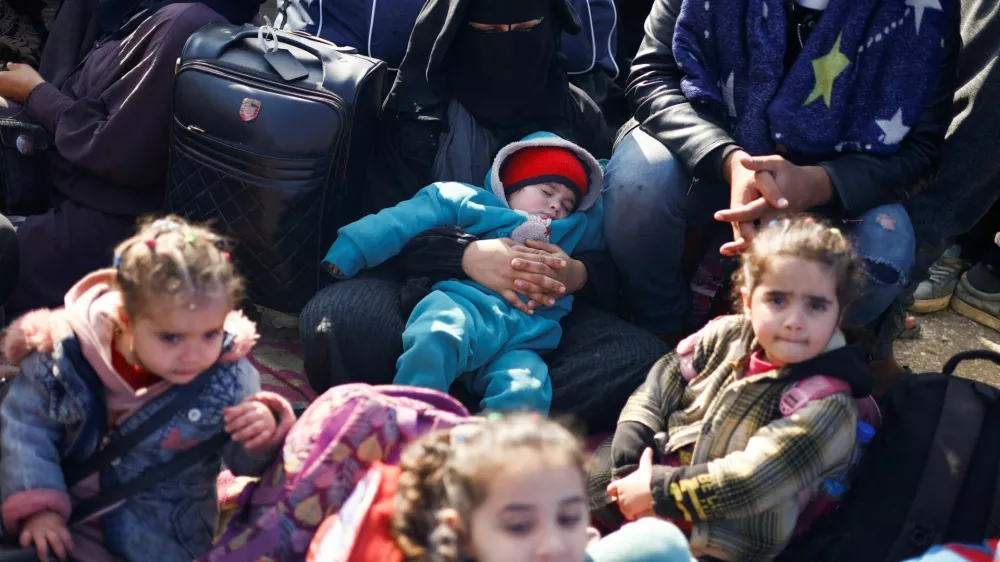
0,270,295,561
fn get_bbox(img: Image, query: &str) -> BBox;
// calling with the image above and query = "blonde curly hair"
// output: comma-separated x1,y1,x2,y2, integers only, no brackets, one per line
113,215,243,317
393,414,589,562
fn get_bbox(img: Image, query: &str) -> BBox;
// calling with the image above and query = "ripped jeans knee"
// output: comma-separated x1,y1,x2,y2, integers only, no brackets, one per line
844,204,916,327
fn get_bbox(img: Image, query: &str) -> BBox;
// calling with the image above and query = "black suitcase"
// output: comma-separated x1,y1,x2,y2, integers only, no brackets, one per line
166,23,386,313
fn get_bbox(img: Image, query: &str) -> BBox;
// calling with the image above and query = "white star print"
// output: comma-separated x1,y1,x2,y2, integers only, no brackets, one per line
722,71,737,117
876,109,911,145
906,0,943,33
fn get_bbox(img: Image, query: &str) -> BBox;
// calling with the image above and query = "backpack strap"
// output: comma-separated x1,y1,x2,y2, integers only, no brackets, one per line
67,432,230,527
887,377,986,561
63,366,217,488
779,376,852,416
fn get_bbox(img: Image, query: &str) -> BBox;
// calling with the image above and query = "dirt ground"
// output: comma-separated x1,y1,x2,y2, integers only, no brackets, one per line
897,308,1000,385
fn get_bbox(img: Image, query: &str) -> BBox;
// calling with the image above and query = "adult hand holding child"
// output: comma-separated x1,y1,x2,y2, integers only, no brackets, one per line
461,238,587,314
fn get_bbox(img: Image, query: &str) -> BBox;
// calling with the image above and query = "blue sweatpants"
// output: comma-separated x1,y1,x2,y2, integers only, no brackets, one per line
393,281,562,413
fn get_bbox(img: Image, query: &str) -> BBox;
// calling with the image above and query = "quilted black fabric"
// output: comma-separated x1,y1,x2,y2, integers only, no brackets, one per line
166,137,337,313
164,23,386,314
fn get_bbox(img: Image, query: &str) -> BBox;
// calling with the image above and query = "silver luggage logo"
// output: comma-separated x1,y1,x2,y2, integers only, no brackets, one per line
240,98,261,122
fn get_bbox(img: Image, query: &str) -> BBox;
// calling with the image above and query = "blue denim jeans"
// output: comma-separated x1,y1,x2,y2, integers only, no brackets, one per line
585,518,695,562
604,127,915,333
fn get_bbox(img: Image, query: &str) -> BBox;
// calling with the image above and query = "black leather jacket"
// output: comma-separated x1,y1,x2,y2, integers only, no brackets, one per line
625,0,960,216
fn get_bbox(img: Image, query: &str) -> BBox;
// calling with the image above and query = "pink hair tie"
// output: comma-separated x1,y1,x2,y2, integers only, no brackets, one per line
145,239,156,249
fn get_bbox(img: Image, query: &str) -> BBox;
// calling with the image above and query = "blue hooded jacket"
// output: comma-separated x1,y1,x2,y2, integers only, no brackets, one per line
323,132,604,321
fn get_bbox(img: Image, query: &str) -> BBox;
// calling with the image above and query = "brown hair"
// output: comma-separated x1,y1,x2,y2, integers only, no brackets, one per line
732,216,865,311
113,216,243,317
393,414,590,562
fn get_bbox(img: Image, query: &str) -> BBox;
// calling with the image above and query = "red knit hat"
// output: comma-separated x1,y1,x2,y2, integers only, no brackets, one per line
500,146,589,209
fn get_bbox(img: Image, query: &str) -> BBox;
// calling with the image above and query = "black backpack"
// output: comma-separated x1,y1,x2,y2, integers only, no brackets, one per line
780,350,1000,562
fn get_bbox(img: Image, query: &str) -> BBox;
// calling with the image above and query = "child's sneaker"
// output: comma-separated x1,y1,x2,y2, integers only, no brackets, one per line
911,245,968,313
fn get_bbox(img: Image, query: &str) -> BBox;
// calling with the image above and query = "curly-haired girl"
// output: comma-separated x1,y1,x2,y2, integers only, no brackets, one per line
310,413,694,562
0,216,294,561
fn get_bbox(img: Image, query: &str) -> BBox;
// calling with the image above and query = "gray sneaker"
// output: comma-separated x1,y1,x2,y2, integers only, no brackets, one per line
951,273,1000,332
911,245,968,313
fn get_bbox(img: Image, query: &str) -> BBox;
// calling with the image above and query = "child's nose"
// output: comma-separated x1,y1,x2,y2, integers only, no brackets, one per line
534,533,570,559
784,308,806,330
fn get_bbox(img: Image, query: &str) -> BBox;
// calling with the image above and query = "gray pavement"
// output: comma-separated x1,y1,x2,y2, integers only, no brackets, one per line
897,308,1000,385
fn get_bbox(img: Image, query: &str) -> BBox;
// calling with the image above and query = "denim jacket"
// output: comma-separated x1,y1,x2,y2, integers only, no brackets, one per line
0,328,288,561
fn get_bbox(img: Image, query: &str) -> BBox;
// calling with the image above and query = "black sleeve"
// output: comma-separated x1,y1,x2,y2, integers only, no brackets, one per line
564,84,614,159
398,226,475,284
396,227,475,315
573,251,619,312
627,0,739,182
819,1,960,215
611,421,660,479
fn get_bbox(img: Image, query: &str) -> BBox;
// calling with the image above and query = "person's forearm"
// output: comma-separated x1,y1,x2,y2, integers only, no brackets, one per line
399,227,475,284
629,0,739,179
573,252,619,311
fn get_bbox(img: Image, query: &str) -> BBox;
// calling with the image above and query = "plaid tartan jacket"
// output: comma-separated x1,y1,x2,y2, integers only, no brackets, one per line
613,315,870,561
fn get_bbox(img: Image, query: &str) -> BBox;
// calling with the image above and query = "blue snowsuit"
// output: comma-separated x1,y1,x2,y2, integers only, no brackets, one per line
322,133,605,413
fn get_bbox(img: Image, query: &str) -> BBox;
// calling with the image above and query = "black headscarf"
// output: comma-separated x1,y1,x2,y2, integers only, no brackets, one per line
97,0,263,39
386,0,582,129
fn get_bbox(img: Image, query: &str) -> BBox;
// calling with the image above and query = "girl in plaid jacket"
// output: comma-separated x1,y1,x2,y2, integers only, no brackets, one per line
596,217,874,561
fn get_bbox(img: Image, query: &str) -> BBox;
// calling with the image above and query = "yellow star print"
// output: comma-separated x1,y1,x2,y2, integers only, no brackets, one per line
804,33,851,108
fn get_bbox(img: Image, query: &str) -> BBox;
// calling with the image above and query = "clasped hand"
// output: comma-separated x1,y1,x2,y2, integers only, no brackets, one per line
716,150,834,256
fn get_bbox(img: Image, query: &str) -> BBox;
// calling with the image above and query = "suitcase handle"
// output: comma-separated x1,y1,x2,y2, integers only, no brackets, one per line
218,27,350,68
942,350,1000,375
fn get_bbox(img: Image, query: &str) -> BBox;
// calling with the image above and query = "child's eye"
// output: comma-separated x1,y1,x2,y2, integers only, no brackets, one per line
767,293,786,306
809,300,829,312
557,514,583,527
159,333,180,344
203,329,222,341
504,520,534,535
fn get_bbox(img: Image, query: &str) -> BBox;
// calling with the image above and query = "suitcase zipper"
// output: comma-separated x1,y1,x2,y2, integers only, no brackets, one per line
176,61,350,163
178,61,349,114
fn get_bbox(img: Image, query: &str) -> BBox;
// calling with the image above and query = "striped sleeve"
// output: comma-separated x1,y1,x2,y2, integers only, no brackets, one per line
650,394,857,522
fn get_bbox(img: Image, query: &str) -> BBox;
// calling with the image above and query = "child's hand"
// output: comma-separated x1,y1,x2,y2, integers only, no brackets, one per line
586,526,602,547
224,401,277,453
606,448,656,521
325,262,343,276
20,510,73,561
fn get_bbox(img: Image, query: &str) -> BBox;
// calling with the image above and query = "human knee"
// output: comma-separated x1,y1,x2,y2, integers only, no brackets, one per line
852,204,915,287
603,129,690,223
300,283,365,343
